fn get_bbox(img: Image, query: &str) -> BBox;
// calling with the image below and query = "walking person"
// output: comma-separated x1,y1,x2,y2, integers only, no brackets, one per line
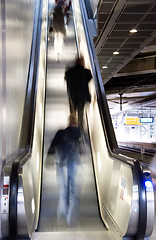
49,115,82,227
65,55,92,128
52,0,66,61
55,0,71,23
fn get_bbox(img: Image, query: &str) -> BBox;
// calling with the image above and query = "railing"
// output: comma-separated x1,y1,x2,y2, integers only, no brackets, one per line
1,0,48,239
1,1,154,239
118,142,156,157
9,161,20,240
74,0,155,239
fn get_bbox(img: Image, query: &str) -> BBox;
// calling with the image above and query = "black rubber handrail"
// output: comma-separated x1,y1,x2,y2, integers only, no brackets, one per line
8,0,43,239
9,161,20,240
19,0,43,153
134,161,147,240
79,0,125,158
119,145,155,157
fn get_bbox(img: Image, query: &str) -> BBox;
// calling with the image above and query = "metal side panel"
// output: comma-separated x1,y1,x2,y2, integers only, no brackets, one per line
143,166,155,237
18,166,33,237
87,102,134,239
1,175,10,239
75,1,155,240
72,1,133,239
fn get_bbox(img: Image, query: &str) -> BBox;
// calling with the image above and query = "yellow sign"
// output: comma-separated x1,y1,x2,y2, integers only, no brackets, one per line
126,118,141,125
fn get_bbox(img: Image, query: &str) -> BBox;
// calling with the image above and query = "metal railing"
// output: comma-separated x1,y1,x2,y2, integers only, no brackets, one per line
1,0,48,239
77,1,155,239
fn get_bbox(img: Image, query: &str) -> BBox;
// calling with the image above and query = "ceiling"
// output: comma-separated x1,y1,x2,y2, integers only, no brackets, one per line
94,0,156,115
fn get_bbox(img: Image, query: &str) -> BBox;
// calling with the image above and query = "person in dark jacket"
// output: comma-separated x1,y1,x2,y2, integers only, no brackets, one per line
55,0,71,23
51,1,66,61
49,115,82,227
53,1,66,36
65,55,92,127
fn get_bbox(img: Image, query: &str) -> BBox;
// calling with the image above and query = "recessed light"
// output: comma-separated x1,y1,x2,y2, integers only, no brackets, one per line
130,29,137,33
113,51,119,55
102,66,107,69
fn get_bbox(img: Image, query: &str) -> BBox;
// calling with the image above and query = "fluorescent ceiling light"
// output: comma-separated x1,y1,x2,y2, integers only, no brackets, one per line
130,29,137,33
113,51,119,55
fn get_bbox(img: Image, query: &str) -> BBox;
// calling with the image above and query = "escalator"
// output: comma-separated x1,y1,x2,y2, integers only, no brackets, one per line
1,0,155,240
37,9,105,234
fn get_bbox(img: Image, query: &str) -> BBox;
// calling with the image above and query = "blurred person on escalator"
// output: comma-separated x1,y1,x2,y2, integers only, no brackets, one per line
55,0,71,24
50,0,66,61
48,115,82,227
64,55,92,130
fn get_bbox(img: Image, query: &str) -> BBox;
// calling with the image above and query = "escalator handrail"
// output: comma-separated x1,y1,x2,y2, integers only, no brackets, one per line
9,161,20,240
8,0,44,239
79,1,148,239
79,0,134,165
19,0,43,154
134,161,147,240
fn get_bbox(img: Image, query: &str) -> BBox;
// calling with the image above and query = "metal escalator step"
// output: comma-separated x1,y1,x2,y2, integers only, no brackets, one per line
32,231,115,240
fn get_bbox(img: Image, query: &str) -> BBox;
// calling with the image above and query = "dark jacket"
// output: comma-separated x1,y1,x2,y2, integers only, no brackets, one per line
65,65,92,106
49,126,81,165
52,4,66,35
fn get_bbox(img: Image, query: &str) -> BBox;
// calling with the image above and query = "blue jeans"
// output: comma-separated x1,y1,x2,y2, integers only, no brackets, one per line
56,160,81,227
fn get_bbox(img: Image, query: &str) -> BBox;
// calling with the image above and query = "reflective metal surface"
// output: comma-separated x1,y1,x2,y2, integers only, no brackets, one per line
1,0,48,238
1,176,10,239
142,167,155,237
18,0,48,237
0,0,36,163
125,172,139,235
17,171,28,236
76,1,155,239
1,1,155,240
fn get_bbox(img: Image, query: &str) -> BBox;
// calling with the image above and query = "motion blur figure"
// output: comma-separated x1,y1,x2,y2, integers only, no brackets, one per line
49,115,82,227
65,55,92,128
52,0,66,61
55,0,71,23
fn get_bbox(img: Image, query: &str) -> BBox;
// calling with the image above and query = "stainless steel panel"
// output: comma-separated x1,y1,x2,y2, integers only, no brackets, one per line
17,171,28,236
19,0,48,236
73,1,133,239
0,0,6,163
0,0,36,163
1,175,10,239
143,168,155,237
72,1,155,239
1,0,48,238
125,173,139,235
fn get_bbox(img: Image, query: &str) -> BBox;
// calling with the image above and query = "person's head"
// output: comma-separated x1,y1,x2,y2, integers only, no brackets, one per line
75,55,84,67
68,114,78,127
